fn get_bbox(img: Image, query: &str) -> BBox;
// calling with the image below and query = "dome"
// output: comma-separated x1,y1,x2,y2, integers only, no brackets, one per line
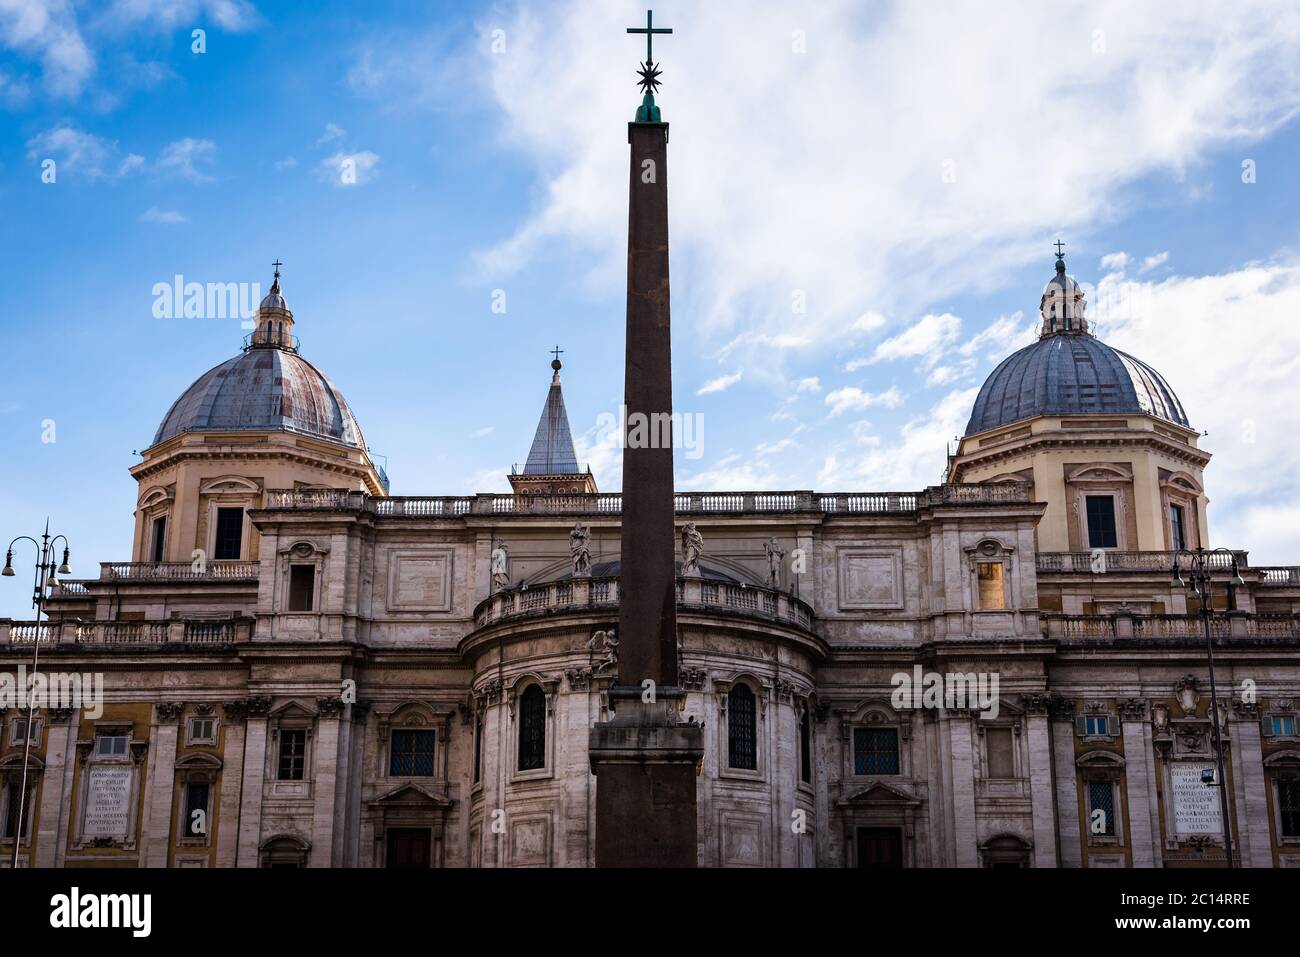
965,334,1190,435
152,348,365,448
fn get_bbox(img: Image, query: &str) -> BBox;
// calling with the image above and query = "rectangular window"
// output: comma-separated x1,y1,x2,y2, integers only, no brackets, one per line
4,784,23,838
1088,781,1116,835
11,716,39,745
95,733,128,757
1085,496,1118,549
1170,504,1186,552
389,730,436,777
189,717,216,745
278,729,306,780
800,712,812,784
151,515,167,563
473,717,482,784
1272,715,1296,737
288,564,315,612
853,728,899,775
1279,780,1300,838
985,727,1015,778
1084,715,1108,736
977,562,1006,610
184,782,209,838
213,507,244,560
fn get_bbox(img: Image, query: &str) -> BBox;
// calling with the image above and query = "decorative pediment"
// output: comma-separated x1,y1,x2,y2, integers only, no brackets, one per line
1161,470,1204,495
1076,749,1126,769
1066,462,1132,483
174,752,223,770
841,780,921,807
268,699,317,720
369,782,452,810
1263,749,1300,769
199,475,262,495
137,485,174,509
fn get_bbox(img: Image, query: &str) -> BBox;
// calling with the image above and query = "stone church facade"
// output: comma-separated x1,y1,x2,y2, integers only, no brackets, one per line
3,257,1299,869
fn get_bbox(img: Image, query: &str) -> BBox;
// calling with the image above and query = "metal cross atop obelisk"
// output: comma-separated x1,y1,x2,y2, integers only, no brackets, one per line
627,9,672,62
627,9,673,122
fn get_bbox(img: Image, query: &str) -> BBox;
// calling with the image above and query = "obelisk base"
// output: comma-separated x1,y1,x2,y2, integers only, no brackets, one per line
589,692,703,868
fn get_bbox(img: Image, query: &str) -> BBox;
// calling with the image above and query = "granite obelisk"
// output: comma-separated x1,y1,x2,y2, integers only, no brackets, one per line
588,10,703,868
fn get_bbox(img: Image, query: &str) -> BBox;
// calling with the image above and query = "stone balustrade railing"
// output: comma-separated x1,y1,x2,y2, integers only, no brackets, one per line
1043,613,1300,641
0,618,244,646
99,561,260,581
1036,550,1250,573
265,483,1032,517
473,576,814,631
1257,566,1300,586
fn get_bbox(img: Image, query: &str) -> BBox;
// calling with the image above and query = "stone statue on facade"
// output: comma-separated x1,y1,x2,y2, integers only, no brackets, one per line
491,542,510,591
764,537,785,589
680,522,703,577
587,628,619,674
570,521,592,578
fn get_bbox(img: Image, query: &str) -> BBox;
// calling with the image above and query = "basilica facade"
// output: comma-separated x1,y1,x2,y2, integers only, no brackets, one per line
2,256,1299,869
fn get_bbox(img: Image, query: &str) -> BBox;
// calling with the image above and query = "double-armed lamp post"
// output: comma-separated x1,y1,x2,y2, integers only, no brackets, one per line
2,521,72,869
1172,546,1244,868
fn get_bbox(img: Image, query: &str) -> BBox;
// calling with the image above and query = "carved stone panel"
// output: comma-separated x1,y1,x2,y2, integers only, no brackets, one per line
837,547,905,611
386,549,454,612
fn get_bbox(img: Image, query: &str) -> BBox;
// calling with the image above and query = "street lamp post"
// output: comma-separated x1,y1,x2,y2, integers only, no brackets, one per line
1172,546,1244,869
2,520,72,869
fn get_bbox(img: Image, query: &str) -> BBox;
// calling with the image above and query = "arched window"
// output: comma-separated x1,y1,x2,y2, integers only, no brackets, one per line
728,684,757,770
518,684,546,771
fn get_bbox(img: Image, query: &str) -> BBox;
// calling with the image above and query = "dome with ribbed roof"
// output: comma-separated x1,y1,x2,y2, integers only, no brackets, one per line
964,251,1190,436
151,267,366,449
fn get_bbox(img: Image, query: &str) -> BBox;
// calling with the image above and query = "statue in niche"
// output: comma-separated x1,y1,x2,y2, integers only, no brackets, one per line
680,522,703,577
764,537,785,589
491,542,510,591
570,522,592,578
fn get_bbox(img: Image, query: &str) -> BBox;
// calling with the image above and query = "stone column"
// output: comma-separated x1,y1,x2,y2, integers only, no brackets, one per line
1024,706,1059,867
235,697,271,867
945,713,979,867
1120,699,1157,867
141,701,183,867
310,699,343,867
1232,704,1273,867
34,708,76,868
214,702,248,867
1051,701,1082,867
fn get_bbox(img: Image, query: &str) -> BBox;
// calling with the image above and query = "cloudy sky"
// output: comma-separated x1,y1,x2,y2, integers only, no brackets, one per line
1,0,1299,617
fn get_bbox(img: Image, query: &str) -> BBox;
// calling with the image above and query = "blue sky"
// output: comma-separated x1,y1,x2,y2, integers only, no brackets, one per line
2,0,1300,617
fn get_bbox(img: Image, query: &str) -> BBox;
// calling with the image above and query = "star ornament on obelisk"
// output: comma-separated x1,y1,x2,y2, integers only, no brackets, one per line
588,9,702,869
627,8,672,123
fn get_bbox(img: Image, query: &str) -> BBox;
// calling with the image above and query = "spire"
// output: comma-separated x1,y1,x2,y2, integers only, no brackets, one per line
250,259,296,350
524,350,579,474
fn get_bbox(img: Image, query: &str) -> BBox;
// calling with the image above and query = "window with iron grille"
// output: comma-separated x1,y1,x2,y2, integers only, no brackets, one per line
799,711,812,784
473,716,482,783
728,684,758,770
390,730,436,777
278,729,306,780
1085,496,1118,549
518,685,546,771
1279,780,1300,837
184,781,209,838
853,727,899,775
214,507,244,560
1088,781,1115,835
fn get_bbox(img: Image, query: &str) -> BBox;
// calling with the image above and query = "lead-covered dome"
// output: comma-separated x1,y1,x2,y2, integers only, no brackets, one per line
964,251,1190,435
151,267,366,449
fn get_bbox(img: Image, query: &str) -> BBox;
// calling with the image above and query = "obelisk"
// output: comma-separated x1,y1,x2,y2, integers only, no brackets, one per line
588,10,703,868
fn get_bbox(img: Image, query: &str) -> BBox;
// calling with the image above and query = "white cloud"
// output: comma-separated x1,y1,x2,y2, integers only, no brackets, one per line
478,0,1300,375
854,312,962,370
677,452,776,491
825,385,905,417
696,370,743,395
1139,251,1170,273
795,376,821,393
0,0,94,97
1090,261,1300,564
103,0,259,33
1099,251,1130,272
274,156,297,170
469,425,495,438
140,206,186,224
157,137,217,183
754,437,797,457
318,150,380,187
315,122,345,147
25,126,139,180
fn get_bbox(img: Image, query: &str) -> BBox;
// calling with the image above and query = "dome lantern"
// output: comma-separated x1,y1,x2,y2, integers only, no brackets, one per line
249,259,296,350
1039,242,1089,338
